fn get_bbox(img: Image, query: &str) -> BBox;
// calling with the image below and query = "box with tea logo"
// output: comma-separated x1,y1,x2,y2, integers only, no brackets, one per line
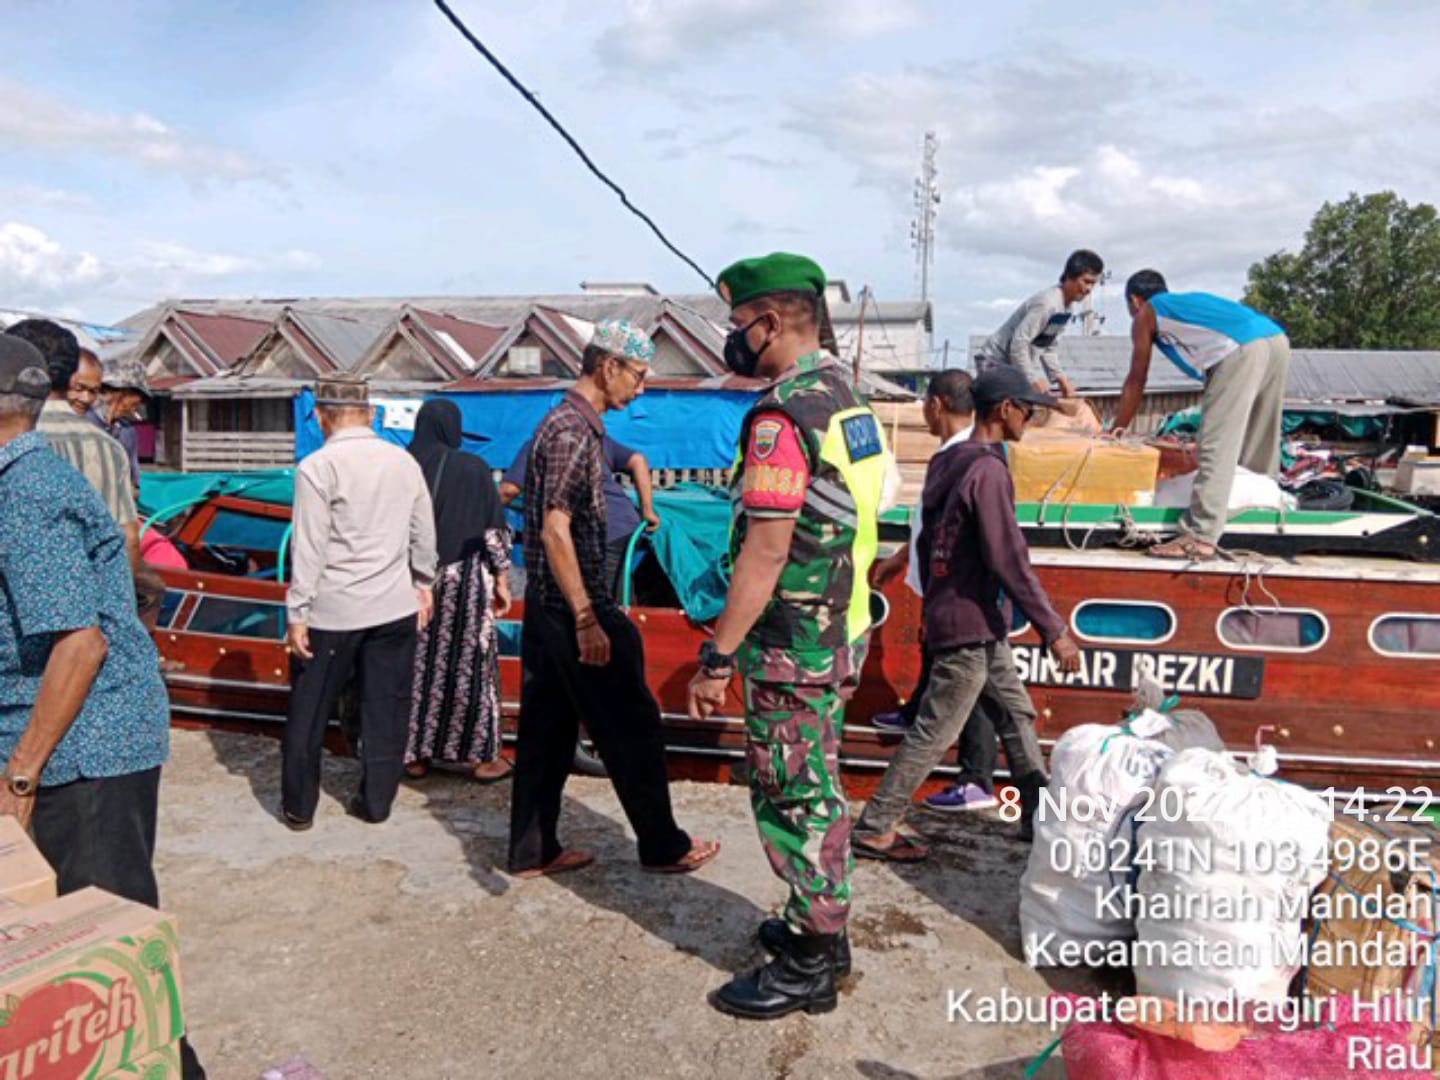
0,887,183,1079
0,820,55,908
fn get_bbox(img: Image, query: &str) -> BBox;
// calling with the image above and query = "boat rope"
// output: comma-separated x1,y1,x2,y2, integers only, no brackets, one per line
431,0,715,291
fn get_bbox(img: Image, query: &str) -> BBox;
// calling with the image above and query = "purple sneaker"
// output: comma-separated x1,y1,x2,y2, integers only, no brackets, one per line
871,710,912,733
923,783,999,814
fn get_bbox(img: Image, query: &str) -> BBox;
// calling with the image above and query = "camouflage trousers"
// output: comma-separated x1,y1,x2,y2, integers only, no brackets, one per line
741,640,866,936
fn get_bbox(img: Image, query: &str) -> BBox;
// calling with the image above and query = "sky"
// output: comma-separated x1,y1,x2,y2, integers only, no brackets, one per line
3,0,1438,359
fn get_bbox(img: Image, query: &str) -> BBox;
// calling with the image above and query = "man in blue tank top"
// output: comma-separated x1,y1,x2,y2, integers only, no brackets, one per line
1112,270,1290,559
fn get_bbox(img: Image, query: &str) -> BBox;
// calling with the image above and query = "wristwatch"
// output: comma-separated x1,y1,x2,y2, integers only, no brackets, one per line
6,773,35,798
698,639,736,674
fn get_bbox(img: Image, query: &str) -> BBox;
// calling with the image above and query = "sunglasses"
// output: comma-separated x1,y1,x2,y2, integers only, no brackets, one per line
1006,399,1036,422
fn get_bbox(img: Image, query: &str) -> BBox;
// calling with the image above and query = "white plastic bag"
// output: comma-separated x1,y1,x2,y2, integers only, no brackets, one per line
1155,466,1296,512
1132,747,1331,1004
1019,722,1175,960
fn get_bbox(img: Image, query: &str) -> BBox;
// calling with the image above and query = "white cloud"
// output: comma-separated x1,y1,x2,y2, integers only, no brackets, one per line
0,223,322,315
0,77,280,186
596,0,923,70
0,185,96,209
945,143,1292,290
0,223,109,304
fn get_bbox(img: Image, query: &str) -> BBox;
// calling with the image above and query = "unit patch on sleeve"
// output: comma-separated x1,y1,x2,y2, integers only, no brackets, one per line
841,413,882,462
752,418,785,460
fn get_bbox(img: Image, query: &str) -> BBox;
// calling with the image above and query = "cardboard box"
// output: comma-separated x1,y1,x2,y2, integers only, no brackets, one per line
1009,432,1161,506
102,1040,182,1078
0,887,183,1079
0,820,55,908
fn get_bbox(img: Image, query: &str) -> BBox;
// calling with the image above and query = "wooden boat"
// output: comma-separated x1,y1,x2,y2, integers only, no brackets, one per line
146,480,1440,802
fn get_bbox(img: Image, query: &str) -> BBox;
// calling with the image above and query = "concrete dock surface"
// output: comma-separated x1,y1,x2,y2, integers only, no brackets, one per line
158,730,1089,1078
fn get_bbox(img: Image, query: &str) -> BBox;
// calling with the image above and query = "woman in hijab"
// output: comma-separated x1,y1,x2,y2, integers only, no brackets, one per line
404,399,514,782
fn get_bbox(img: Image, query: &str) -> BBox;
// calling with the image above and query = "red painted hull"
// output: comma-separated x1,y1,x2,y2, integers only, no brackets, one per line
155,551,1440,799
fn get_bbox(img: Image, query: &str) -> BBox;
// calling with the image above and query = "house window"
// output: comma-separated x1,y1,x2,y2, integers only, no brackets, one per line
1072,600,1176,644
1368,614,1440,659
1217,608,1328,652
185,597,286,640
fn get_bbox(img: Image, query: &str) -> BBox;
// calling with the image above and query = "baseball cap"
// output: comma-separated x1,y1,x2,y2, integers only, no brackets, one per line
0,336,52,399
971,367,1059,412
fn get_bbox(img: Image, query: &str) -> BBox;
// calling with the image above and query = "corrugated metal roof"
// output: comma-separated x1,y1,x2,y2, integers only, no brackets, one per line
1287,349,1440,404
965,335,1440,403
409,309,507,374
173,310,270,367
289,311,384,370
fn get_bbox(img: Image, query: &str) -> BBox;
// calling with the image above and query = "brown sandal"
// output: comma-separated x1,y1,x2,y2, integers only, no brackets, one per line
472,758,515,785
1147,536,1217,561
512,848,596,880
404,760,430,780
643,839,721,875
854,833,930,863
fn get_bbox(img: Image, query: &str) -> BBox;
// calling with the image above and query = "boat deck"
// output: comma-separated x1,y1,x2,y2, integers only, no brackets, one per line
1029,545,1440,583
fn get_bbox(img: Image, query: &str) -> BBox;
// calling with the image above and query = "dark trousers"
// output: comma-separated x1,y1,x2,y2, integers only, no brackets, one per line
901,647,1000,792
508,597,690,871
33,767,206,1079
282,615,417,822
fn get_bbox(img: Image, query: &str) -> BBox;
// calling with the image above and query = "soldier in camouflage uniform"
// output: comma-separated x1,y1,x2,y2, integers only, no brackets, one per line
687,252,891,1019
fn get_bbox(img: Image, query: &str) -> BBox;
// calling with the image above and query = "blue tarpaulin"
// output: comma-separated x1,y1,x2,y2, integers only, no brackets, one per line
294,387,759,470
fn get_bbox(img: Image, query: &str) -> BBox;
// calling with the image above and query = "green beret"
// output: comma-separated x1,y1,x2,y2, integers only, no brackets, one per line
717,252,826,309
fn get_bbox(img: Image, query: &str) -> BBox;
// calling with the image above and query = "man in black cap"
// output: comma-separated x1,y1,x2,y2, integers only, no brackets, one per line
853,366,1082,855
0,337,206,1078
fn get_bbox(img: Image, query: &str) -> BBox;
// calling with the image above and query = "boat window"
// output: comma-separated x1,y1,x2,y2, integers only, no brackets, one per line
204,509,290,552
185,597,286,640
156,590,185,630
1072,600,1176,644
1369,614,1440,659
1217,607,1328,652
496,620,522,658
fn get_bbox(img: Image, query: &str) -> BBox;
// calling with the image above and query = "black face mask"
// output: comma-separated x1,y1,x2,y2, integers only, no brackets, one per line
723,316,771,377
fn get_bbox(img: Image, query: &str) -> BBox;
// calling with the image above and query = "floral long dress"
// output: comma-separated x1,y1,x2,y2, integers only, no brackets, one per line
406,527,511,765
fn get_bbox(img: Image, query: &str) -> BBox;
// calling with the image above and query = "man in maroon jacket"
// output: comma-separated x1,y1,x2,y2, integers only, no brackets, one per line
853,367,1082,855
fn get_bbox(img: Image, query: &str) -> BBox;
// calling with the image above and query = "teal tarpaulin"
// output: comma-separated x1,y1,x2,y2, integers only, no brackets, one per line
646,483,733,621
138,469,295,521
1158,405,1389,441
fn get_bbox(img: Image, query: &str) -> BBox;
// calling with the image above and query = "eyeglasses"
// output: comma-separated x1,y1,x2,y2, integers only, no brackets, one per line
1006,399,1035,422
614,359,650,384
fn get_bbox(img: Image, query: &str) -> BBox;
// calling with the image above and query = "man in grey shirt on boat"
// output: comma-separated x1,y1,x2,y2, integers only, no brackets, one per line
974,250,1105,398
281,375,437,829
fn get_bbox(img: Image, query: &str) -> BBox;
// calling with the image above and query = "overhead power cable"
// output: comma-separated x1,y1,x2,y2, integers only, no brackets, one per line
432,0,716,291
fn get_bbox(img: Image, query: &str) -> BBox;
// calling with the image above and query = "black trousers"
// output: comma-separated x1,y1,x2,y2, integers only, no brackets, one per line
33,767,206,1079
508,597,690,872
282,615,417,822
900,646,1000,792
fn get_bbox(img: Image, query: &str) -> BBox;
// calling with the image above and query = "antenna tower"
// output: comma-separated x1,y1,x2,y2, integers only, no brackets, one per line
909,131,940,303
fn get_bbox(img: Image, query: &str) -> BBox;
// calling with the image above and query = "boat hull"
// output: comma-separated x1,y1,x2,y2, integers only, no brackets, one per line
154,550,1440,800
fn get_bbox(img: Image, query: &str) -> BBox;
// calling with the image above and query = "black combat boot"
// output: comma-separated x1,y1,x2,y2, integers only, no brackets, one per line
711,933,838,1019
757,917,852,977
1017,770,1048,842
